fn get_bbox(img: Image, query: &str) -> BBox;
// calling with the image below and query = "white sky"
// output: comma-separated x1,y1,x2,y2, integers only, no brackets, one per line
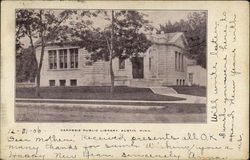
142,10,194,28
20,10,200,48
91,10,195,29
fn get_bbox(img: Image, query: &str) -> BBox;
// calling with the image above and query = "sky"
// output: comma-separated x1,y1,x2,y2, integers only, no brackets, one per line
89,10,195,30
19,10,200,48
141,10,194,28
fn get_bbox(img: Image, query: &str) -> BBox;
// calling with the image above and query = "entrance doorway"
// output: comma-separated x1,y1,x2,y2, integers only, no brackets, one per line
132,57,144,79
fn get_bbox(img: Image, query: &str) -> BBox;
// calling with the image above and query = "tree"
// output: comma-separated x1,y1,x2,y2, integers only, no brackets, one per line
16,47,37,83
16,9,76,96
16,10,39,83
72,10,152,94
159,12,207,68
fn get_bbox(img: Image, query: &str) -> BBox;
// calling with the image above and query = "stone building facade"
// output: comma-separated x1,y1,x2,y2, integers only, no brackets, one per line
35,32,189,87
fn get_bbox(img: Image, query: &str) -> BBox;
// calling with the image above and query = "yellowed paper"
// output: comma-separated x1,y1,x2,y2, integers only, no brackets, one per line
1,1,249,160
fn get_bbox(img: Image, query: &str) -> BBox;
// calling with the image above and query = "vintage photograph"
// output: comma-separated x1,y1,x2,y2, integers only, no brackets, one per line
15,9,207,123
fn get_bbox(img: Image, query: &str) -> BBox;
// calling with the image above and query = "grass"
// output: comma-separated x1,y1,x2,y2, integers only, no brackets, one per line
171,86,206,97
16,86,185,101
15,103,206,123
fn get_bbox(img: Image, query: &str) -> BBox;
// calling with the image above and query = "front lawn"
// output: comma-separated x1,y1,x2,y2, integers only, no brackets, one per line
171,86,206,97
16,86,185,101
15,103,206,123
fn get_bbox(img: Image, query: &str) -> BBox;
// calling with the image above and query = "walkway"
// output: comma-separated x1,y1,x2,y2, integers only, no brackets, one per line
15,98,206,123
16,94,205,104
150,87,206,104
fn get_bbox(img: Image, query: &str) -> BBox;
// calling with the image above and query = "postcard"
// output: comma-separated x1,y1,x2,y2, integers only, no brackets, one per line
1,1,249,160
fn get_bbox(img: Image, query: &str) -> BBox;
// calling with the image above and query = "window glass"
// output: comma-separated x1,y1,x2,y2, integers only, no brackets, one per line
59,49,67,69
149,57,152,70
189,73,193,85
178,52,181,71
181,54,184,71
70,79,77,86
70,48,78,68
49,80,55,86
59,80,66,86
48,50,57,69
175,52,177,70
119,58,125,69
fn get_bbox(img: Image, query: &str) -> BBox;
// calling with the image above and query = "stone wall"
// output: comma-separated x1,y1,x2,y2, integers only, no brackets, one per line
37,46,110,87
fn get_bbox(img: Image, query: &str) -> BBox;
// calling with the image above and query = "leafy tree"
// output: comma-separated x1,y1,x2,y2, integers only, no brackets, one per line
16,10,39,83
16,47,37,82
72,10,152,94
159,12,207,68
16,9,76,96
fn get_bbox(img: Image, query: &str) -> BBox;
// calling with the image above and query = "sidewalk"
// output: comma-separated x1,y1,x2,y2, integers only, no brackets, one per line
16,95,205,104
15,91,206,122
150,87,206,104
16,100,206,123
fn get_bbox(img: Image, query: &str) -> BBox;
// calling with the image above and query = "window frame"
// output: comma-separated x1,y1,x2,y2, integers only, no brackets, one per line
70,48,79,69
189,73,194,84
178,52,181,71
49,80,55,86
181,54,184,71
59,49,67,69
59,80,66,86
118,57,125,70
175,52,177,71
70,79,77,86
149,57,152,70
48,50,57,69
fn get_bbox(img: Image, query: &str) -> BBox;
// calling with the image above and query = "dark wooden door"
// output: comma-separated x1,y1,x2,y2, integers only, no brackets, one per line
132,57,144,79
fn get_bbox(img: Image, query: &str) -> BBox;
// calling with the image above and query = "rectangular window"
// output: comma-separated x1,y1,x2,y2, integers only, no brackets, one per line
59,49,67,69
49,80,55,86
70,48,79,68
149,57,152,70
119,58,125,69
59,80,66,86
189,73,193,85
48,50,57,69
70,79,77,86
175,52,177,70
178,52,181,71
181,54,184,71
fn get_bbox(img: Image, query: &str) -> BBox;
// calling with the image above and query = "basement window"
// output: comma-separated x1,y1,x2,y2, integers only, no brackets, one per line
70,79,77,86
59,80,66,86
49,80,55,86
